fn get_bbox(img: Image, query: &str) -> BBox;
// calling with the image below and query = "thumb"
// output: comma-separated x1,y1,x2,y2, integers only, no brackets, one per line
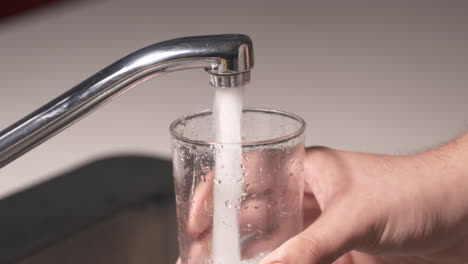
259,208,355,264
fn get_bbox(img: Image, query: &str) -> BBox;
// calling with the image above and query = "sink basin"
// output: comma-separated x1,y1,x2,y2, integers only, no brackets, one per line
0,155,178,264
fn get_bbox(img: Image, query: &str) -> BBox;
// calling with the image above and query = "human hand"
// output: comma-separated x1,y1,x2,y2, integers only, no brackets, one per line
260,133,468,264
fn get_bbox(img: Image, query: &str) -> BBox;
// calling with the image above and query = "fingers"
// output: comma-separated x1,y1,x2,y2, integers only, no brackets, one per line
242,151,279,194
303,192,321,227
242,215,300,259
254,147,356,264
259,208,355,264
303,146,345,209
186,230,212,264
187,171,214,237
183,148,304,263
239,196,272,236
187,150,286,238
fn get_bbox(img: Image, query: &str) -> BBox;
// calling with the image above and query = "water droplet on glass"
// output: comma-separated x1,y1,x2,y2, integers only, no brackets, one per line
225,200,233,208
240,164,246,170
290,158,295,164
244,155,249,162
215,178,222,184
241,192,248,201
259,167,263,172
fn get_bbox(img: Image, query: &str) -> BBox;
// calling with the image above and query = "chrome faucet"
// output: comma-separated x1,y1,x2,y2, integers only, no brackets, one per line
0,34,254,168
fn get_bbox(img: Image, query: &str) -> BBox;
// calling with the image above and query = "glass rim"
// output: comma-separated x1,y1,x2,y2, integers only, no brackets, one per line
169,107,306,147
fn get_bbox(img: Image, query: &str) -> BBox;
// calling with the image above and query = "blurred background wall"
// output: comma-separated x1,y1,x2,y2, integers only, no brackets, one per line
1,0,467,198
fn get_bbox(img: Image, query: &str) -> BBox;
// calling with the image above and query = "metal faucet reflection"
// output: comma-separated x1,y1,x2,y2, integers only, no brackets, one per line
0,34,254,168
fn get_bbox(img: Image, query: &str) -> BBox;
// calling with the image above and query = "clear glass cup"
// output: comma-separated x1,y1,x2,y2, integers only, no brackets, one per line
170,108,305,264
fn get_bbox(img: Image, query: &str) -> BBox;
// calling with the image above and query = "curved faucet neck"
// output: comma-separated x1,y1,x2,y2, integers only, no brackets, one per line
0,34,254,168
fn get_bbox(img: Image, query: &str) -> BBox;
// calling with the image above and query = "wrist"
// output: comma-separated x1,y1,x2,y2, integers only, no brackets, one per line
411,132,468,262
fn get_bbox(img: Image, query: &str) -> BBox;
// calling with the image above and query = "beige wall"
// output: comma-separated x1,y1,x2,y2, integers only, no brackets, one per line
1,0,467,198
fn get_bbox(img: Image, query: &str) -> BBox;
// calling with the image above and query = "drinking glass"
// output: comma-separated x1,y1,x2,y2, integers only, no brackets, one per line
170,108,305,264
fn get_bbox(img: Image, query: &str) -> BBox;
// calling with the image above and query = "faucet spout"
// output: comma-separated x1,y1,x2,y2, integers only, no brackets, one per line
0,34,254,168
